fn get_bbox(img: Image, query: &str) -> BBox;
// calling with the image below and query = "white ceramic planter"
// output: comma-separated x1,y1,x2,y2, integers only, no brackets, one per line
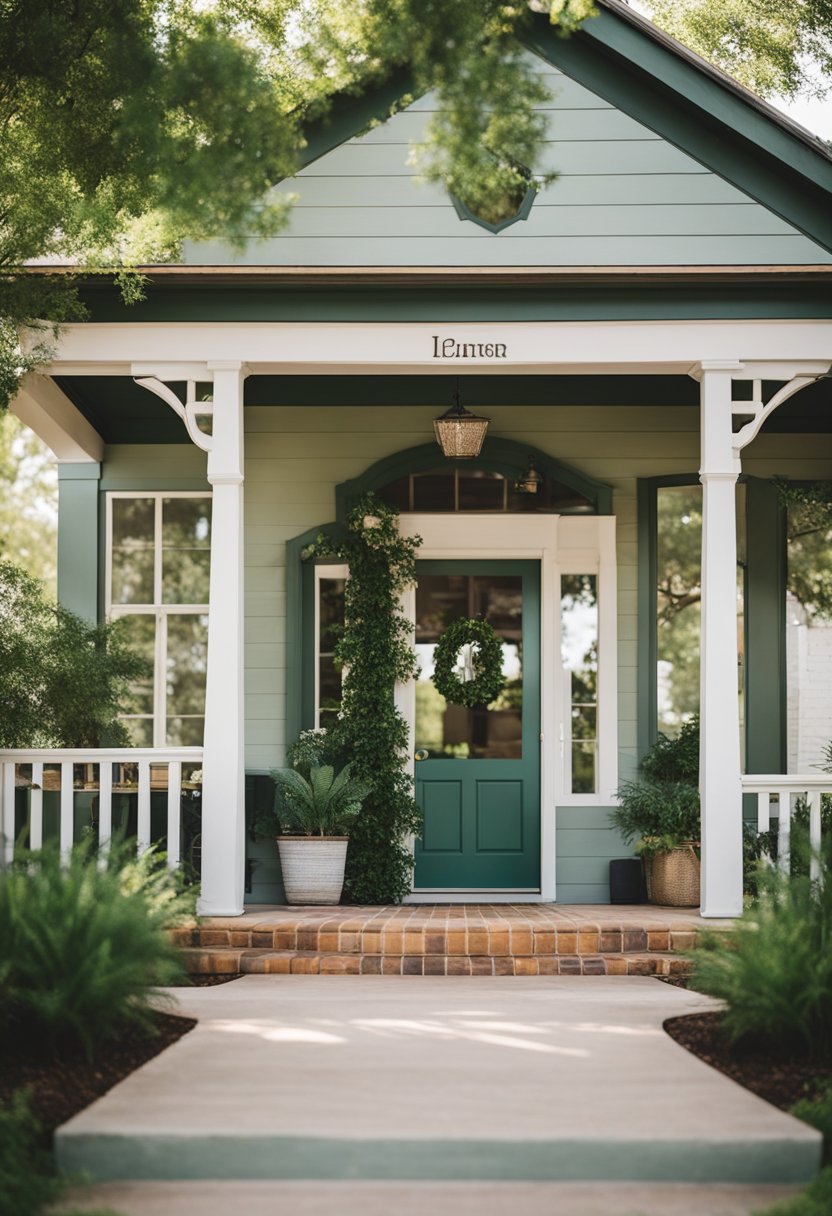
276,836,349,905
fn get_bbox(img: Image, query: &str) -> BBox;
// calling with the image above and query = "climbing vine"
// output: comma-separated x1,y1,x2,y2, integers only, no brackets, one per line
304,493,422,903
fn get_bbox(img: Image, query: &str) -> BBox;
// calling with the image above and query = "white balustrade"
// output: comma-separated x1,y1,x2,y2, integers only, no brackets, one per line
0,748,203,869
741,774,830,882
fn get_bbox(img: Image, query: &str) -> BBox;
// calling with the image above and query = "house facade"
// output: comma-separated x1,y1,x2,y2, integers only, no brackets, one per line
6,0,832,916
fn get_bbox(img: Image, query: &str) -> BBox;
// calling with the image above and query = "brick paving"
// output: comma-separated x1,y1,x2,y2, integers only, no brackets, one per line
175,904,726,978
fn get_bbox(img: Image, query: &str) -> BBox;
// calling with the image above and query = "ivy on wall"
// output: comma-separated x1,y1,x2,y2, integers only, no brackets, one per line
305,493,422,903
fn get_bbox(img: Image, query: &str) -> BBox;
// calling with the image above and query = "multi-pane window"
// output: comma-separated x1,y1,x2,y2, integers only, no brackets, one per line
107,494,211,746
378,467,594,514
561,575,598,795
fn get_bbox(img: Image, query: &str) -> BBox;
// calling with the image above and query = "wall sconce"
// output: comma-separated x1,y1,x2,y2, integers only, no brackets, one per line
433,385,489,459
514,457,544,495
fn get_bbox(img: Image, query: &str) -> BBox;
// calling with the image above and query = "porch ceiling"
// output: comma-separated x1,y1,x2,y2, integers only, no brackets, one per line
54,372,832,445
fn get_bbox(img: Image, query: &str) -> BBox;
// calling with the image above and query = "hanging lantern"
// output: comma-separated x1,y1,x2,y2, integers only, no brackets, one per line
514,457,544,495
433,388,489,459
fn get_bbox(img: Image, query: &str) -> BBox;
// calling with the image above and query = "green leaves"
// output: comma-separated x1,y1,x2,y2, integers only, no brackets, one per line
0,840,191,1060
692,840,832,1059
312,492,423,902
272,761,372,836
612,719,701,849
645,0,832,101
0,560,149,747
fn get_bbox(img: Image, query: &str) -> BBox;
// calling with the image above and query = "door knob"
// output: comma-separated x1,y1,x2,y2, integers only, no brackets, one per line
414,749,429,761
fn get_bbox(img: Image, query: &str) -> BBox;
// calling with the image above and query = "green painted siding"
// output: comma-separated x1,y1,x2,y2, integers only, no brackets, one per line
184,60,830,268
100,444,209,490
97,408,832,901
58,464,101,623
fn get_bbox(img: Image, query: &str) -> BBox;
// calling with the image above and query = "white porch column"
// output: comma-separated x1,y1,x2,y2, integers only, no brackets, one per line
698,363,743,918
198,362,247,915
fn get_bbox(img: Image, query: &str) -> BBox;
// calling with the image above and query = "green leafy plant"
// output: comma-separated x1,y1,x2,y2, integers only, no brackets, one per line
0,560,149,747
0,1091,60,1216
754,1168,832,1216
691,841,832,1061
611,719,701,852
0,839,191,1058
271,762,371,837
792,1085,832,1167
304,493,423,903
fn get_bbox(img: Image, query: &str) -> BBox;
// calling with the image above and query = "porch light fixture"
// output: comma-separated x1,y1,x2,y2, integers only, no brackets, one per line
514,457,544,495
433,383,490,459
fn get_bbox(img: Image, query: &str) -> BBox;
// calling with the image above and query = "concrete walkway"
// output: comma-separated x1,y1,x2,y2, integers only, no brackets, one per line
56,976,821,1199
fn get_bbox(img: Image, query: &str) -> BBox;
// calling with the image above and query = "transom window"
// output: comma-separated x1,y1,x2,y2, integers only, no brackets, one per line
106,493,212,747
378,467,594,514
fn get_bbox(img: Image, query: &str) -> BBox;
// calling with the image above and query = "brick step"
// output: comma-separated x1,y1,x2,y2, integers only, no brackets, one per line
175,925,699,956
181,946,692,978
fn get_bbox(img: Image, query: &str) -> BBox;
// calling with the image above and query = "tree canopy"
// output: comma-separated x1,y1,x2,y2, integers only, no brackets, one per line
644,0,832,102
0,0,593,406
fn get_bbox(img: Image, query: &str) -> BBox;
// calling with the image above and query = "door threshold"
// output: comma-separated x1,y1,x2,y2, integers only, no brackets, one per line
406,891,546,904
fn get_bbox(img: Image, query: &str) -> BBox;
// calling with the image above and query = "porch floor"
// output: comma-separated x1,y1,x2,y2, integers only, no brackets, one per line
180,904,732,977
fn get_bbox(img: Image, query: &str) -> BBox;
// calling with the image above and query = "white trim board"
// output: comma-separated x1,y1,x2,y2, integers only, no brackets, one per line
42,318,832,378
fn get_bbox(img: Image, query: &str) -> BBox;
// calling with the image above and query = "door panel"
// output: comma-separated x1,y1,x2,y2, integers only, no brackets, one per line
413,560,540,890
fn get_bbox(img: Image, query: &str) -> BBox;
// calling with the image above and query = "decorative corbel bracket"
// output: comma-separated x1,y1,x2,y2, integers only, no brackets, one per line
132,372,214,452
731,368,831,454
690,359,831,459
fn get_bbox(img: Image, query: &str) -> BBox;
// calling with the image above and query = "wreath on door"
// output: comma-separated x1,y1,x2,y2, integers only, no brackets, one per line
432,617,506,708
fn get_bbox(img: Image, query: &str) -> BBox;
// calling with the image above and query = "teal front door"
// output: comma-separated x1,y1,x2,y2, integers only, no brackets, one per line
413,561,541,891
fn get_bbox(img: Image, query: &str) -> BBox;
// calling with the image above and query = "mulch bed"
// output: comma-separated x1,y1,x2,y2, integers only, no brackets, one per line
0,1010,196,1141
665,1011,832,1111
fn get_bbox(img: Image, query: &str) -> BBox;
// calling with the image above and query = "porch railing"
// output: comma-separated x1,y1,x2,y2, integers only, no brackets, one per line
0,748,203,869
741,774,830,881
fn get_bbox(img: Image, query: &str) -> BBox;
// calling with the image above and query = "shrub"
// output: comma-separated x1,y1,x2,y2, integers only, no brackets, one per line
755,1167,832,1216
0,1092,59,1216
0,560,148,747
0,840,191,1058
691,840,832,1060
611,719,700,853
792,1085,832,1167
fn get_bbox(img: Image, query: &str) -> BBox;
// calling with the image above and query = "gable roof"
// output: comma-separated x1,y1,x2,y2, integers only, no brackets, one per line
286,0,832,258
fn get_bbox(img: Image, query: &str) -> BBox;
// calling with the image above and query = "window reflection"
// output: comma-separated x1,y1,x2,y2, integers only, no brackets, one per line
415,574,523,760
318,577,345,724
561,575,598,794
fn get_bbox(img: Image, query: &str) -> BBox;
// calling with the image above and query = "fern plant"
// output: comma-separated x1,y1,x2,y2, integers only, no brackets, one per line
691,838,832,1060
0,840,191,1059
271,762,371,837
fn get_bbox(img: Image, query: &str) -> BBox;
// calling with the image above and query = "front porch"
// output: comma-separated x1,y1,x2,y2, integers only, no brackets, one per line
178,902,731,977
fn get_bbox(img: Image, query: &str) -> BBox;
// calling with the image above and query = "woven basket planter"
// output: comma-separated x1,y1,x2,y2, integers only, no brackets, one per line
277,837,349,905
648,845,700,908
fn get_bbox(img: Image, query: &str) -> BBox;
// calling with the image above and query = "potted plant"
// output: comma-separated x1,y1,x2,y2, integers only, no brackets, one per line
611,719,701,907
270,731,372,905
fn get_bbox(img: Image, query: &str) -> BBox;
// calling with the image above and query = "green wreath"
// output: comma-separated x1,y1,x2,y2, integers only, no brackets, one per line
432,617,506,708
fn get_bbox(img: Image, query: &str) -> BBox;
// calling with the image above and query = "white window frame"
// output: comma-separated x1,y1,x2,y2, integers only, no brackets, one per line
555,519,618,807
106,492,212,748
